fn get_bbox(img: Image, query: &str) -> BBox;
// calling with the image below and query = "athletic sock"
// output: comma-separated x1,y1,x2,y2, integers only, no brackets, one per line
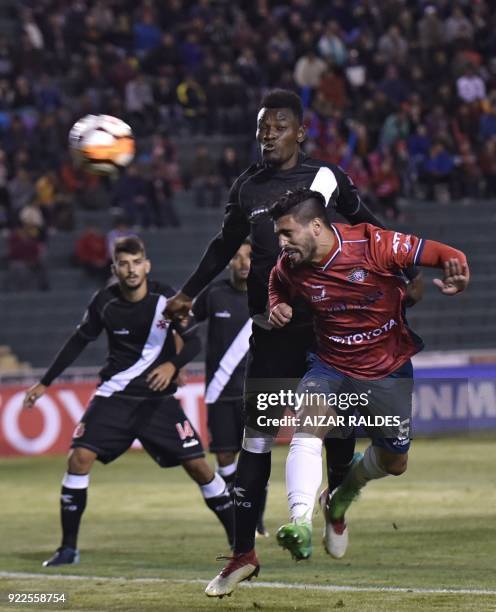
60,472,89,549
286,436,323,523
201,473,235,548
256,484,268,531
217,461,237,492
233,448,271,553
345,445,389,490
324,434,356,493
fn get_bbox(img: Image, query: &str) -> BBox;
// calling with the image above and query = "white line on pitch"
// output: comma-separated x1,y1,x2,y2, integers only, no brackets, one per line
1,572,496,597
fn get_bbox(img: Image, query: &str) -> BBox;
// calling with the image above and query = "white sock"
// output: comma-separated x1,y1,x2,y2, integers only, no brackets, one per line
346,446,389,490
217,462,236,478
62,472,90,489
286,436,323,523
200,473,227,499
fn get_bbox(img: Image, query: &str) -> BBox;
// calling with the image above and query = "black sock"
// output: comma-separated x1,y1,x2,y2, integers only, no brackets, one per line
256,485,268,532
233,449,271,553
324,435,356,493
220,471,236,493
60,486,87,549
204,489,235,549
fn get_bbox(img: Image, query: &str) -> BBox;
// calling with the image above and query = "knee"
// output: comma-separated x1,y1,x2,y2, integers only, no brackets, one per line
68,447,96,474
380,452,408,476
216,451,236,467
183,458,213,485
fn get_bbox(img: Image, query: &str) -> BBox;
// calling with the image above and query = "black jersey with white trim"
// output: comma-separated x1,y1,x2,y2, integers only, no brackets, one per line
226,154,374,318
193,279,250,401
78,281,198,398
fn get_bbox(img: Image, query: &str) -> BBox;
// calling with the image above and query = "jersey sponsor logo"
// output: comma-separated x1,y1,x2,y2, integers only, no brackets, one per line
156,318,168,329
327,289,384,314
72,422,85,438
328,318,398,345
392,232,412,254
347,267,369,283
113,328,130,335
214,310,231,318
376,232,381,242
310,285,329,303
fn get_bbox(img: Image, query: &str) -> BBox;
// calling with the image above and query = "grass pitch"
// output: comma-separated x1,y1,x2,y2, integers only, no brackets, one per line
1,438,495,611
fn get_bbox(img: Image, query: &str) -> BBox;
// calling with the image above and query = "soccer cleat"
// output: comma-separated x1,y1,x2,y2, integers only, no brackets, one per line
42,546,80,567
319,488,349,559
328,452,364,522
276,519,312,560
205,549,260,598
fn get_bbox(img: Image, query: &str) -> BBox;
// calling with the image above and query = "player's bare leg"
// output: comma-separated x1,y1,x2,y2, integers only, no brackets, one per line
43,447,96,567
182,458,234,548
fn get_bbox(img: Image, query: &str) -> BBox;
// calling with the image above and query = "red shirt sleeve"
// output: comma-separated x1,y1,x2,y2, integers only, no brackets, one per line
368,226,424,272
268,257,292,312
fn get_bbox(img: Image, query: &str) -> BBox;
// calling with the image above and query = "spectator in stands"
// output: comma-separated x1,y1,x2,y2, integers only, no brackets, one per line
218,146,241,190
106,216,136,260
6,208,49,291
456,64,486,104
371,154,401,219
377,26,409,66
423,142,455,202
176,74,206,133
112,164,151,229
148,164,180,228
318,21,347,67
189,144,221,208
74,224,109,282
293,49,326,108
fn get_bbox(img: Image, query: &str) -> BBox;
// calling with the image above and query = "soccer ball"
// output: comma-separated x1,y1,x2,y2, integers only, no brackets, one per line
69,114,135,175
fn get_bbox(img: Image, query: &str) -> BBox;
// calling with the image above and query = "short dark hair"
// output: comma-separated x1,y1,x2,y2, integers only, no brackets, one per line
113,236,146,260
269,188,330,227
260,89,303,123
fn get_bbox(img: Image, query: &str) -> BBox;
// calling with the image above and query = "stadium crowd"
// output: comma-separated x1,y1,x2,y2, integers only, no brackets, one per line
2,0,496,284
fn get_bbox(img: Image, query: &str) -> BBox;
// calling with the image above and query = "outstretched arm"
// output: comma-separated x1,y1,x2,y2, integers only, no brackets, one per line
419,240,469,295
23,333,90,407
166,201,249,321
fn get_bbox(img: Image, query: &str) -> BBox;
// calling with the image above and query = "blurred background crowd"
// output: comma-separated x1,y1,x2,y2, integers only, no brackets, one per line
1,0,496,291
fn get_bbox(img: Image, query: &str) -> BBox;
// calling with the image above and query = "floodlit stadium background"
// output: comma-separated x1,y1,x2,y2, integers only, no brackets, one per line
0,2,495,609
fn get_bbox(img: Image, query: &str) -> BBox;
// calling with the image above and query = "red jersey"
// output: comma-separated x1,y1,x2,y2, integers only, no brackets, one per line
269,223,426,379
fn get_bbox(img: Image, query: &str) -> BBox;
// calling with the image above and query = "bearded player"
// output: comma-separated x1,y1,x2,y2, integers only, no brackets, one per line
24,237,234,566
267,188,469,560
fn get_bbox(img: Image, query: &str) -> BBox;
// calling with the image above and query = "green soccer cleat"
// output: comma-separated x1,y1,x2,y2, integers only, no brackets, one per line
328,452,364,522
276,519,313,560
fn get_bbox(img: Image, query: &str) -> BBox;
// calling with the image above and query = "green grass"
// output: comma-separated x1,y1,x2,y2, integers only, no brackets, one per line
1,438,496,611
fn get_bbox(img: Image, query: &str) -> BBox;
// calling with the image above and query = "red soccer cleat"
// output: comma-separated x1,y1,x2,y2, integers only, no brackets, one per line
205,549,260,598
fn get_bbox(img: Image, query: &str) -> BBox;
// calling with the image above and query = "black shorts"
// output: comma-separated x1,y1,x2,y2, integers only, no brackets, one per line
207,399,244,453
71,394,204,467
244,324,312,436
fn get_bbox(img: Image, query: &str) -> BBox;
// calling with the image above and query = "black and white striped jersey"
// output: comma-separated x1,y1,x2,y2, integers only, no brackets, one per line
45,281,199,399
193,279,250,403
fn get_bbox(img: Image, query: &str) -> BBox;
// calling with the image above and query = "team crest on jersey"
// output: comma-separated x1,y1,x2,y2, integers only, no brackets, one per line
347,268,369,283
73,422,85,439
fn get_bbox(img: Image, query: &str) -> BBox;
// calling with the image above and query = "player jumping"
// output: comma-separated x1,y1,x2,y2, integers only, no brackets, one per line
166,89,422,597
267,188,469,560
24,237,234,566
